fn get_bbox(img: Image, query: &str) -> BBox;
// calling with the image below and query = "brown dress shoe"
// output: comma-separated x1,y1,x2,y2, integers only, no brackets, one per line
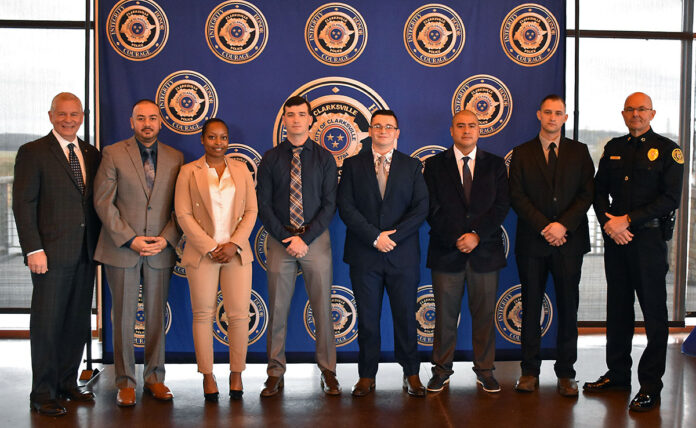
144,383,173,401
321,370,341,395
557,378,579,397
117,387,136,407
351,378,376,397
403,375,426,397
514,375,539,392
260,376,284,397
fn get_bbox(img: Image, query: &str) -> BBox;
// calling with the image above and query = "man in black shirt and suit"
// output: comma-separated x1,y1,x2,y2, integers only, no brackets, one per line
13,92,101,416
256,96,340,396
509,94,595,397
425,110,510,393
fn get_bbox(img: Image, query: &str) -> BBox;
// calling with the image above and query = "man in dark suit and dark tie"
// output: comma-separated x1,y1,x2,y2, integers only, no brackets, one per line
13,92,101,416
338,110,429,397
508,94,595,397
424,110,510,394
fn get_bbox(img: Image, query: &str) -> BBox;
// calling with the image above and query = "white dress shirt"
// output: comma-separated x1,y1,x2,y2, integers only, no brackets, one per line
206,159,236,252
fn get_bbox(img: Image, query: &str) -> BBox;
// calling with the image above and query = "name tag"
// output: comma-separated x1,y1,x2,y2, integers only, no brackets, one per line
610,156,621,160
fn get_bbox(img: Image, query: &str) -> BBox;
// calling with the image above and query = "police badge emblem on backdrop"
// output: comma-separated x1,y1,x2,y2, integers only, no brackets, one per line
452,75,513,137
274,77,389,171
500,3,560,67
212,289,268,346
403,4,465,67
305,3,367,66
107,0,169,60
157,70,219,135
304,285,358,347
496,284,553,344
205,0,269,64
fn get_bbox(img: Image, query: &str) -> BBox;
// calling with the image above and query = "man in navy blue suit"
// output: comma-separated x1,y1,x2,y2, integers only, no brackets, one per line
424,110,510,394
337,110,429,397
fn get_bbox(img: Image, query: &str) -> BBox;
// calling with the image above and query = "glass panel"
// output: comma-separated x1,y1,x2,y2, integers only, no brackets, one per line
565,38,682,321
0,28,94,317
3,1,91,22
686,44,696,316
567,0,684,32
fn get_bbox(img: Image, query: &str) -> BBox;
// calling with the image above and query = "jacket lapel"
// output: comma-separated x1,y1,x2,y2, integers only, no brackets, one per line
359,150,382,201
532,137,554,189
227,158,245,222
553,137,568,192
193,156,214,221
125,137,150,197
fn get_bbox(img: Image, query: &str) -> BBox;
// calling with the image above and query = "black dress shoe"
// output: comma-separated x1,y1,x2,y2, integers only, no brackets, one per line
426,374,450,392
260,376,284,397
629,391,660,412
583,375,631,393
321,370,341,395
229,390,243,401
403,375,426,397
30,400,67,416
57,386,95,402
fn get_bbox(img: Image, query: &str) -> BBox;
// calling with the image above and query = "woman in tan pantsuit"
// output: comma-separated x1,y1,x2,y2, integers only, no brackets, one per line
175,118,257,401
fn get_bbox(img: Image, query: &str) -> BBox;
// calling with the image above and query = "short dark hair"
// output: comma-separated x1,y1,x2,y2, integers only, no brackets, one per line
283,96,312,115
370,109,399,128
132,99,158,111
539,94,565,110
201,118,228,136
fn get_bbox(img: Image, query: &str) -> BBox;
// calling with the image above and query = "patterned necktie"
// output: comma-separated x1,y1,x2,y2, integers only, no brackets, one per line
289,146,304,228
548,142,557,183
376,155,387,198
67,143,85,194
462,156,472,202
143,147,155,194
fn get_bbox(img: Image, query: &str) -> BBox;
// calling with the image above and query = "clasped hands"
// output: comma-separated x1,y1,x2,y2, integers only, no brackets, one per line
542,222,567,247
207,241,240,263
603,213,633,245
456,232,480,253
375,230,397,253
283,235,308,258
130,236,167,257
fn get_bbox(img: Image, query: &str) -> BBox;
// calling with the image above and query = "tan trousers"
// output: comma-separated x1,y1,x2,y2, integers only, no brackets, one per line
186,254,252,373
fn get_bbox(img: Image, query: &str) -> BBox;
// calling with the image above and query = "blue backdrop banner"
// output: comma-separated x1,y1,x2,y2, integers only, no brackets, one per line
96,0,566,363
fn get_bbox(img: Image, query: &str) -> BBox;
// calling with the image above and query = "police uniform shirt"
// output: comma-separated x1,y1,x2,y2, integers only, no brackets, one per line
594,127,683,229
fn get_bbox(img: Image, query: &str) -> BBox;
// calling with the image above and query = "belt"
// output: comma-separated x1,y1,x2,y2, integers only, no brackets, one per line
633,219,660,230
284,225,308,235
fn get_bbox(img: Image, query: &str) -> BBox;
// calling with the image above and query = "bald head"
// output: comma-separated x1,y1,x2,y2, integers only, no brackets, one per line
450,110,480,154
50,92,82,113
451,109,478,127
621,92,655,137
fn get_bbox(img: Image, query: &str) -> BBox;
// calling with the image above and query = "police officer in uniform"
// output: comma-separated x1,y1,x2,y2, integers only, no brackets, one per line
584,92,684,412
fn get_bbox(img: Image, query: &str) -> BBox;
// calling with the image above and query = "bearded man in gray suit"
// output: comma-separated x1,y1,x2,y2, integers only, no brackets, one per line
93,99,183,407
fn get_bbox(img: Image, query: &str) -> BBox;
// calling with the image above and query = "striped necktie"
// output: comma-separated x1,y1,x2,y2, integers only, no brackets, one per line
289,146,304,228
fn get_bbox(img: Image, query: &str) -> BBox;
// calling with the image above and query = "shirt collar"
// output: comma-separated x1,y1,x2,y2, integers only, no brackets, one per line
539,134,561,151
453,144,476,162
284,138,314,152
627,127,653,143
52,129,78,151
135,137,158,155
372,147,394,162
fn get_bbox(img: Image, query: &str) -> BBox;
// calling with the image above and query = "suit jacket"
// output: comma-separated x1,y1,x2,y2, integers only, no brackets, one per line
337,149,428,270
509,136,595,256
93,136,184,268
174,155,258,268
424,147,509,273
13,132,101,267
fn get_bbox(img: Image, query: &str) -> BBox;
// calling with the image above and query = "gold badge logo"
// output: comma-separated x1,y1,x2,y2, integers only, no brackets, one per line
647,148,659,161
672,148,684,164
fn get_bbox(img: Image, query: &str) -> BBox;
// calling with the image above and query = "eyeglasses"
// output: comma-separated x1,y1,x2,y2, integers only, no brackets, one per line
370,124,398,131
623,107,653,113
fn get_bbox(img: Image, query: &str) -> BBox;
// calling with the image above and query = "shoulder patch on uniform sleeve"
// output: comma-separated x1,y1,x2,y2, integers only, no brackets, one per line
672,148,684,164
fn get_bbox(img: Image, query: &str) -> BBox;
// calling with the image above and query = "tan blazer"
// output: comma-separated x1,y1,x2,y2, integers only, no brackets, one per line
93,137,184,268
175,155,258,268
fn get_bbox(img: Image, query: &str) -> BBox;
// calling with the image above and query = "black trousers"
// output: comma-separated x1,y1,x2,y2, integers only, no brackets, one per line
350,262,420,378
604,228,668,394
516,251,583,378
29,247,95,402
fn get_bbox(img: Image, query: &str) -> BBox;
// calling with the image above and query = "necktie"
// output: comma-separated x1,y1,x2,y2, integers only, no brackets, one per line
143,148,155,194
376,155,387,198
289,147,304,228
548,142,557,182
462,156,472,202
67,143,85,194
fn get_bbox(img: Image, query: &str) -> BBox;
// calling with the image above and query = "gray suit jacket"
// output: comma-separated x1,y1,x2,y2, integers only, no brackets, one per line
93,136,184,268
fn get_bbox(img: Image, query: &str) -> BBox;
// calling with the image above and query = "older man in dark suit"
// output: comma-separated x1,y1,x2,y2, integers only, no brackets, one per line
509,94,595,397
13,92,101,416
424,110,510,394
338,110,429,397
